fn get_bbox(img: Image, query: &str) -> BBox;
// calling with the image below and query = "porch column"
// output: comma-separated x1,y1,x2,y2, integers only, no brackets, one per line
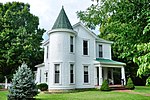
99,66,103,85
111,68,114,84
103,67,108,80
121,66,126,85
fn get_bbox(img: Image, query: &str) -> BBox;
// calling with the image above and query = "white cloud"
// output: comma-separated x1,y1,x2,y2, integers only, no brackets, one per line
1,0,93,31
1,0,94,40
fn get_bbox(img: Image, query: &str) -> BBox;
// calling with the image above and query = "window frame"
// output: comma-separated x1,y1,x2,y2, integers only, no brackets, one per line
83,39,89,56
98,44,103,58
83,65,90,84
70,63,75,84
54,63,61,84
70,36,74,53
45,71,48,83
46,46,49,59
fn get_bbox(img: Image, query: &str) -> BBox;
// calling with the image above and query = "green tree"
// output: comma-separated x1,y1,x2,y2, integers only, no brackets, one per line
0,2,45,82
77,0,150,83
8,63,38,100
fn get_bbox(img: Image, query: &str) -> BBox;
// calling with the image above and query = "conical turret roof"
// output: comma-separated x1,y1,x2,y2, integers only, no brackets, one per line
52,6,73,30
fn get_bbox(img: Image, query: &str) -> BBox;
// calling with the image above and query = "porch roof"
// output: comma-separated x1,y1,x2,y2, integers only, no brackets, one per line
95,58,126,66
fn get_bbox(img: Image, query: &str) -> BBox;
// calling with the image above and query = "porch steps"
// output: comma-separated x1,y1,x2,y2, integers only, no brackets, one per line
109,85,126,90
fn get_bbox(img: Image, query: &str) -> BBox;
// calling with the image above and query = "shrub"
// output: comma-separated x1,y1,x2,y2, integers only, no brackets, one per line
146,76,150,86
8,63,38,100
37,83,48,91
100,79,111,91
125,77,135,90
0,85,3,89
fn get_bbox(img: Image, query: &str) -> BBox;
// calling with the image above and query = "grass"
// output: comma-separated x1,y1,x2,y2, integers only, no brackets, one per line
36,91,150,100
0,91,8,100
133,86,150,94
0,86,150,100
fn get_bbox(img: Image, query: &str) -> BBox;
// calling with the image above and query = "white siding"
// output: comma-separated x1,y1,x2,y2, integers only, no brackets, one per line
74,25,95,89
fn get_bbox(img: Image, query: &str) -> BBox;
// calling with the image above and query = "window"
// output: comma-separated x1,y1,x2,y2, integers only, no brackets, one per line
83,40,88,55
47,46,49,59
70,64,74,83
70,36,74,52
39,69,42,83
54,64,60,83
84,66,89,83
99,45,103,57
45,72,48,82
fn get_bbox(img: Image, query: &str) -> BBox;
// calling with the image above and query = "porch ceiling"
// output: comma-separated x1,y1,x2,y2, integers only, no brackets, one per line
95,58,126,66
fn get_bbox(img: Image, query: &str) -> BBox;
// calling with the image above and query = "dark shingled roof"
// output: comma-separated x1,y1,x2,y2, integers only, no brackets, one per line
52,6,73,30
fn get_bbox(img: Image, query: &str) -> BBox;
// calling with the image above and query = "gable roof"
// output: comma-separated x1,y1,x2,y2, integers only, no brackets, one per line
73,22,113,44
52,6,73,30
73,22,98,38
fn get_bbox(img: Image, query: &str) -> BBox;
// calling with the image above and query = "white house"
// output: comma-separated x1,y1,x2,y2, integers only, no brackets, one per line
35,7,126,90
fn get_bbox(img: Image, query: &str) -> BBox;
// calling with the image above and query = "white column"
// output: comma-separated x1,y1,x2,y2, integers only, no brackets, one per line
103,67,108,80
111,68,114,84
4,76,7,89
94,67,97,86
99,66,103,85
121,67,126,85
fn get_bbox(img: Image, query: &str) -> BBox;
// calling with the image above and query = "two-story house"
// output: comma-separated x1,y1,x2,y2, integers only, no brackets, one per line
35,7,126,90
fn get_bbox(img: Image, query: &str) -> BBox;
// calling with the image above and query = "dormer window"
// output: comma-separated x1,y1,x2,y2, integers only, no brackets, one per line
70,36,74,53
99,45,103,58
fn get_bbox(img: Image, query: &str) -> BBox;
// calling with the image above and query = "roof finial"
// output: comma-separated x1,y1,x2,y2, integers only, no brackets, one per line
62,5,64,8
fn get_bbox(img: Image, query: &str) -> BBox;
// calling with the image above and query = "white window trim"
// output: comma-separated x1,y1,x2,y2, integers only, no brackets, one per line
69,63,75,84
53,63,62,85
82,39,90,56
83,64,90,84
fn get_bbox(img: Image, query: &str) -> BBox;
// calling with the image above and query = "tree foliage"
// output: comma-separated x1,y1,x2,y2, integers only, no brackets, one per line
146,76,150,86
77,0,150,78
8,63,38,100
0,2,45,81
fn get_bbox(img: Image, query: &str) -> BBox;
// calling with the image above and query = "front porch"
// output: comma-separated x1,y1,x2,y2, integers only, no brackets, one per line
94,58,126,88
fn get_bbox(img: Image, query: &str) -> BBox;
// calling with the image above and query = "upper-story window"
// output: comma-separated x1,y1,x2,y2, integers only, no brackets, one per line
83,40,89,55
46,46,49,59
70,36,74,52
99,45,103,58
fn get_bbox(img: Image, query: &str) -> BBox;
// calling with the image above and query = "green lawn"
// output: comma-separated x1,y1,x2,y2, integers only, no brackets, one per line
0,86,150,100
133,86,150,94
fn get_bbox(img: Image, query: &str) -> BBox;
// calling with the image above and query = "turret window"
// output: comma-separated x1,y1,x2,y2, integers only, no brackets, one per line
46,46,49,59
70,36,74,52
54,64,60,83
70,64,74,84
